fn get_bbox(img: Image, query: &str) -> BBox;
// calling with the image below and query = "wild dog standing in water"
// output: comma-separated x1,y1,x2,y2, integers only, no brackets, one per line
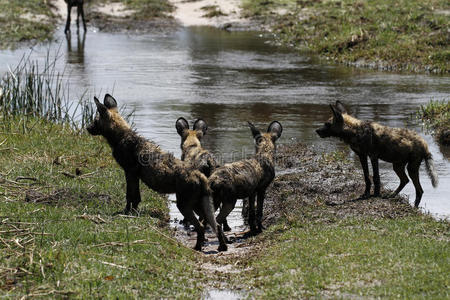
175,118,231,231
87,95,227,251
316,101,438,207
208,121,282,236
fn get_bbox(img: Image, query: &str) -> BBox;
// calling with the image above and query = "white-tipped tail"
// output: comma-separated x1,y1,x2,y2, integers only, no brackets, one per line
425,156,438,188
202,195,218,235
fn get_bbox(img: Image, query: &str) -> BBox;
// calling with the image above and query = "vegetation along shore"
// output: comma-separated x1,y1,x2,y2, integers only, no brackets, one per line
0,55,448,297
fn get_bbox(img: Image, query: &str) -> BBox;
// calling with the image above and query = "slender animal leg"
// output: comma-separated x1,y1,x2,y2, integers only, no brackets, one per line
64,4,72,34
407,161,424,207
216,200,236,243
370,157,381,197
387,162,409,198
125,171,141,213
256,190,266,233
358,154,371,199
247,194,257,235
80,2,87,31
178,204,205,251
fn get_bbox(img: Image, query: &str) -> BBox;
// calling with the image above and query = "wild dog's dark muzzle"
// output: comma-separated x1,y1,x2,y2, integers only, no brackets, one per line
316,127,330,138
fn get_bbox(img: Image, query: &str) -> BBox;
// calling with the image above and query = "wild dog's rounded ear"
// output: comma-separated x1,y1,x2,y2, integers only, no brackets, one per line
267,121,282,140
248,121,261,139
193,119,208,136
175,117,189,136
104,94,118,109
330,104,344,124
335,101,347,114
94,96,108,116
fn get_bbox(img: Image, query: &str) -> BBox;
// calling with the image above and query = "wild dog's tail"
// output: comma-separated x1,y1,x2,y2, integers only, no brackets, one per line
424,153,438,188
199,173,218,235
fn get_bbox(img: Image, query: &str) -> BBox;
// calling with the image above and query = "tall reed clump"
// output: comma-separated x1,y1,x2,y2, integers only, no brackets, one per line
0,51,95,133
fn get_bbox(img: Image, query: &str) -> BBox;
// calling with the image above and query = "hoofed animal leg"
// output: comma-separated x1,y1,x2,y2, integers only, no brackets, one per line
407,161,424,208
358,154,371,199
80,3,87,31
64,4,72,34
76,4,81,30
370,157,381,197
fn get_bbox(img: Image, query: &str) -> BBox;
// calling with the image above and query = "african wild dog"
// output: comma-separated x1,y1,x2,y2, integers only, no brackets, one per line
64,0,87,34
87,94,227,252
208,121,282,236
316,101,438,207
175,118,231,231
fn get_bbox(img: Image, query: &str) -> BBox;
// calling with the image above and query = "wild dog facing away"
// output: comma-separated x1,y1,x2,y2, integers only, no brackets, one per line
316,101,438,207
175,117,232,231
87,95,227,252
64,0,87,34
208,121,282,237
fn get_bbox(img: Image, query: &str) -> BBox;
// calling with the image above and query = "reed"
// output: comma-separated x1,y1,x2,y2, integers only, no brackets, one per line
0,50,134,133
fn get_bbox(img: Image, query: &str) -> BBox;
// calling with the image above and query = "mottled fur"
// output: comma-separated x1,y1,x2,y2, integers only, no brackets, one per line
175,118,233,231
87,95,227,252
316,101,438,207
64,0,86,34
208,121,282,236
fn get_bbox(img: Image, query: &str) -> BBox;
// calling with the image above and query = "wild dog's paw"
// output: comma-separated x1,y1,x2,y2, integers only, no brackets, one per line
223,223,232,232
218,244,228,252
358,193,371,200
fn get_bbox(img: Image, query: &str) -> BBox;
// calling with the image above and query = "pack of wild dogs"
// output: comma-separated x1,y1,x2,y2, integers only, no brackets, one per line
87,95,438,252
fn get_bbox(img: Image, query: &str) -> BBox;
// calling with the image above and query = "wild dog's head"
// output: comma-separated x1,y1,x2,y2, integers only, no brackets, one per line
316,100,348,138
87,94,130,137
175,117,207,151
248,121,283,155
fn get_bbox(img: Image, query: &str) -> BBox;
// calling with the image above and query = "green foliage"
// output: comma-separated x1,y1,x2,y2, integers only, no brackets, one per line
242,0,450,73
0,119,203,297
0,0,56,49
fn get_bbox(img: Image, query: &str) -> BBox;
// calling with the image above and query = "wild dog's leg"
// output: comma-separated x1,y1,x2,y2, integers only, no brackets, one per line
358,154,371,199
213,199,231,232
386,162,409,198
407,161,424,207
64,4,72,34
178,204,205,251
370,157,381,197
247,194,257,235
216,200,236,243
125,171,141,213
256,190,266,233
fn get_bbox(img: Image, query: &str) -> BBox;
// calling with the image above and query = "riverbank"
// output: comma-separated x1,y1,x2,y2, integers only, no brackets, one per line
417,100,450,145
242,0,450,74
0,117,448,297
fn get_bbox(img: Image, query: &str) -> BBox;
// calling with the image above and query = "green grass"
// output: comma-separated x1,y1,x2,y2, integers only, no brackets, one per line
0,119,204,297
234,206,449,298
242,0,450,73
0,0,56,49
417,100,450,145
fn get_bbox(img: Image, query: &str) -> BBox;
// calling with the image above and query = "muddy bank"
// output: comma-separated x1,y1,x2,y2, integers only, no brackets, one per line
172,142,417,255
263,143,417,228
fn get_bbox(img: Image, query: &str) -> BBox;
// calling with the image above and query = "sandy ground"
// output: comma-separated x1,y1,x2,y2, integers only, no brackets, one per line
169,0,249,28
50,0,135,22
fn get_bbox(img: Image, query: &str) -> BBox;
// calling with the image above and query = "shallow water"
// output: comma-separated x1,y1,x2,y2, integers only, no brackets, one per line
0,27,448,218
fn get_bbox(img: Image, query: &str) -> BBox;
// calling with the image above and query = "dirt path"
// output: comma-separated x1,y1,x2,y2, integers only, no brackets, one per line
168,0,249,28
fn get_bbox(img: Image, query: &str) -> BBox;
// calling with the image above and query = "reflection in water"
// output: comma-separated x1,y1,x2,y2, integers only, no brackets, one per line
0,27,448,218
65,31,86,65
